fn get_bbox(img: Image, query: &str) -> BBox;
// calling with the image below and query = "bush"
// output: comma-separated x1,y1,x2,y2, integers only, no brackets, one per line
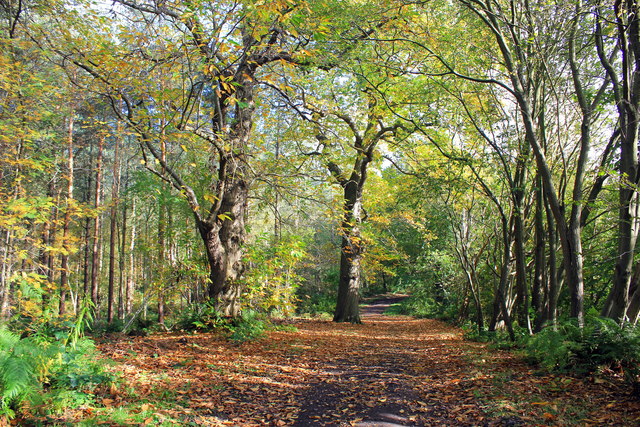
176,304,276,343
297,292,336,316
525,316,640,388
389,294,441,319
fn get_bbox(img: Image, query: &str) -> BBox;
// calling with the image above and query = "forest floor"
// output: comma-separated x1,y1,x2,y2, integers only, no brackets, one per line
54,295,640,425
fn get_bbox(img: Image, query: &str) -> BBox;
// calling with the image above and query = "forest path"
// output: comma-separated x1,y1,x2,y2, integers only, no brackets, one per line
96,297,640,426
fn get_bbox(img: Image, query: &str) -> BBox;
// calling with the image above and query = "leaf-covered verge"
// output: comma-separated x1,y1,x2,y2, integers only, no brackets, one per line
15,301,640,426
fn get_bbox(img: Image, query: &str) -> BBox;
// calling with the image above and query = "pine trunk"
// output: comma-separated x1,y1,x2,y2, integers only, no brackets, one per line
91,136,104,309
59,114,74,315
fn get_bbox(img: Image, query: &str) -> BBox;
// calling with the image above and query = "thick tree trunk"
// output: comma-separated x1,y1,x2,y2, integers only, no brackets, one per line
333,180,364,324
334,239,363,323
197,174,248,317
598,0,640,324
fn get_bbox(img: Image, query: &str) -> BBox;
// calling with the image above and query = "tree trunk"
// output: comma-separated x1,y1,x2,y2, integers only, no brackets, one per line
512,160,531,332
157,191,166,325
532,173,546,332
0,230,13,320
118,175,128,320
126,197,136,316
597,0,640,324
334,180,364,323
498,215,515,340
60,114,75,316
463,0,586,325
107,133,120,323
91,135,104,310
197,173,249,317
624,263,640,324
80,134,94,308
40,180,56,310
546,199,559,327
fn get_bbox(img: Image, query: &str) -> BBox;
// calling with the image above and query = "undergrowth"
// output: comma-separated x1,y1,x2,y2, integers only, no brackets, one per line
462,314,640,393
0,302,115,421
177,303,293,343
524,316,640,388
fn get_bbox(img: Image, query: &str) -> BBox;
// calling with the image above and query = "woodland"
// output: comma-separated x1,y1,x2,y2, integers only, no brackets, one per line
2,0,640,424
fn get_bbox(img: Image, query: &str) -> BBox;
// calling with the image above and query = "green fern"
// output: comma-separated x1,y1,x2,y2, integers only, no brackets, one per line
0,355,37,401
0,329,40,418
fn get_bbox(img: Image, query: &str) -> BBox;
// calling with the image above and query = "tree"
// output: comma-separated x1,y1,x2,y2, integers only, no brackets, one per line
598,0,640,324
48,0,324,316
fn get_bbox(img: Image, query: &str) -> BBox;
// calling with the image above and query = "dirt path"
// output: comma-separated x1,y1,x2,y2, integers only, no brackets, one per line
93,298,640,426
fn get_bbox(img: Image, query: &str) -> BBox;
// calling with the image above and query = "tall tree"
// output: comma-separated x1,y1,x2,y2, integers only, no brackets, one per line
598,0,640,324
48,0,317,315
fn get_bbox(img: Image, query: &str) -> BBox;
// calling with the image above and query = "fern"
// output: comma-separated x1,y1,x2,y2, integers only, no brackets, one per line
525,316,640,390
0,356,37,401
0,329,40,418
0,326,114,420
0,330,19,356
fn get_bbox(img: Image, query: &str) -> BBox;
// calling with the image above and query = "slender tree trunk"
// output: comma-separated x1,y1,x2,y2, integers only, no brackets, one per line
107,134,120,323
118,182,127,320
545,195,559,326
532,173,546,332
40,180,55,310
59,114,75,316
498,215,515,340
91,135,104,310
81,146,94,307
463,0,586,325
624,263,640,324
157,192,166,325
512,157,530,331
126,198,136,316
0,230,13,320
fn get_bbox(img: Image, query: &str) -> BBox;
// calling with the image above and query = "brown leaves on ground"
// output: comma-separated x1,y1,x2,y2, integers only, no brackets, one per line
89,300,639,426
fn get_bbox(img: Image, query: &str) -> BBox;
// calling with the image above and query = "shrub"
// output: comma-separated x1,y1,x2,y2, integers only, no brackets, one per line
297,292,336,316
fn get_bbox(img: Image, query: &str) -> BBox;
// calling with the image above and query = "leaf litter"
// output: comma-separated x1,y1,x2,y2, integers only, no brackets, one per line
58,298,640,425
